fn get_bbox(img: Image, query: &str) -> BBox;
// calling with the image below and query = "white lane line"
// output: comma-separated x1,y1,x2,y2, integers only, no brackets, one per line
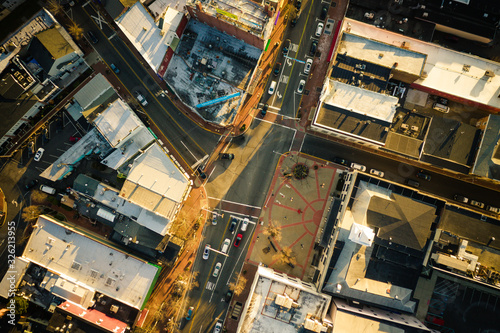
180,140,198,161
207,197,261,210
255,118,294,130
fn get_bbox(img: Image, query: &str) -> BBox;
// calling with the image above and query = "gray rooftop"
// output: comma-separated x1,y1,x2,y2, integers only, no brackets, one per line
439,206,500,251
422,116,478,170
472,115,500,180
367,194,436,251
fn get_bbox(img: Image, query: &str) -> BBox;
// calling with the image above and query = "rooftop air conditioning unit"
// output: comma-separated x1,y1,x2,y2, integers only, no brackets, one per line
485,70,495,77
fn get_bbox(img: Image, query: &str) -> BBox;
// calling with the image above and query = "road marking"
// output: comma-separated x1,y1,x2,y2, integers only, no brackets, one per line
206,281,215,290
207,197,261,210
180,140,198,161
255,118,296,131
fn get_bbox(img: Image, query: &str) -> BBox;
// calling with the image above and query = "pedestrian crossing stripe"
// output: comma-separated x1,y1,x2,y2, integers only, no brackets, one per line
206,281,215,290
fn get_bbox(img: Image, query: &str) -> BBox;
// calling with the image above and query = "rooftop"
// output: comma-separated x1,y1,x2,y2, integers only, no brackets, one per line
324,180,436,312
73,73,114,111
120,143,191,220
22,215,160,309
344,18,500,110
115,2,176,72
472,114,500,180
35,27,75,60
93,99,146,148
338,32,426,77
237,266,331,333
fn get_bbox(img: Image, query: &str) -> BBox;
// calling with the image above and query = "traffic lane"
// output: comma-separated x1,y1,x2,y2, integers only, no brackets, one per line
301,134,500,206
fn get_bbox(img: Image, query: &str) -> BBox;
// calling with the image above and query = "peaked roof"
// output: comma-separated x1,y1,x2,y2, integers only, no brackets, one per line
36,27,74,59
348,223,375,247
366,194,435,250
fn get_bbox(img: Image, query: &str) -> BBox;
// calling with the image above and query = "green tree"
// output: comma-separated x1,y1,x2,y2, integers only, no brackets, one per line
14,296,29,315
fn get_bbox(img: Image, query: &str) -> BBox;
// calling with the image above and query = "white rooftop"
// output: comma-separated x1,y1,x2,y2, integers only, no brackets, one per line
73,73,113,110
120,143,190,220
322,79,398,123
22,216,159,309
344,18,500,110
237,266,331,333
115,2,173,72
93,99,145,148
339,32,426,77
93,183,171,236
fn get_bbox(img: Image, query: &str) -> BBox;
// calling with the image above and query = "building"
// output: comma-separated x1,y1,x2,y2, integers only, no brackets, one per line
0,215,161,331
472,114,500,180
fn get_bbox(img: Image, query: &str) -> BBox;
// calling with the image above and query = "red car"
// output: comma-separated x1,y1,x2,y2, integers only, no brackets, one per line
69,136,81,142
234,234,243,247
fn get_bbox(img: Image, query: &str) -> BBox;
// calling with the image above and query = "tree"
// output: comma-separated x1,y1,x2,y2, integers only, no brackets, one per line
262,220,282,242
22,205,42,222
229,274,247,296
47,0,63,15
14,296,29,315
272,246,297,266
30,190,47,203
67,21,83,41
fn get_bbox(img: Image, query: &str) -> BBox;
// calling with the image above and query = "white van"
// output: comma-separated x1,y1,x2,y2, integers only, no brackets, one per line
39,185,56,195
221,238,231,254
432,102,449,113
268,81,277,95
350,163,366,172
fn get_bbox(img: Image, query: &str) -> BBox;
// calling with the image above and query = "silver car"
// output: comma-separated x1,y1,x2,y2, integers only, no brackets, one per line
213,262,222,277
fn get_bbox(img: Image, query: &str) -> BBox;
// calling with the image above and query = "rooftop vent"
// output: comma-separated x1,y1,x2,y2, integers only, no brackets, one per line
485,70,495,77
463,64,470,72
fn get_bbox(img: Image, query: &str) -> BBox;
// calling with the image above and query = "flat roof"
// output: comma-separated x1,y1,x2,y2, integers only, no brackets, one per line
73,73,114,110
40,128,109,182
237,266,331,333
321,80,398,123
339,32,426,77
93,99,146,148
344,18,500,110
22,216,160,309
120,143,190,220
115,2,172,72
58,301,128,333
439,206,500,251
472,115,500,180
102,127,155,170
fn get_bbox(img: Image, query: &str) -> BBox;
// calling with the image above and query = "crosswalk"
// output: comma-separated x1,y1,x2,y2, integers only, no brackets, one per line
206,281,215,291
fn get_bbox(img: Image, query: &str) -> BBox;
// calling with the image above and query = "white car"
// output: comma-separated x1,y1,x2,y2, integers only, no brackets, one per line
268,81,277,95
212,214,218,225
297,79,305,94
135,91,148,106
214,322,222,333
369,169,384,178
315,22,324,37
304,58,313,74
213,262,222,277
241,218,249,232
203,244,210,260
34,148,44,162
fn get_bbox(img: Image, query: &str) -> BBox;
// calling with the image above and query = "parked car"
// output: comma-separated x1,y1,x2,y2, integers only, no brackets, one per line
406,179,420,188
304,58,313,74
135,91,148,106
454,194,468,203
34,148,44,162
273,62,281,76
234,234,243,247
203,244,210,260
309,41,318,56
470,200,485,209
110,63,120,74
350,163,366,172
224,290,233,302
25,179,39,190
185,307,194,321
87,31,98,44
214,322,222,333
241,218,249,232
213,262,222,277
40,185,56,195
416,170,431,181
69,136,81,142
432,102,449,113
333,157,348,166
268,81,277,95
320,6,328,20
315,22,324,37
486,205,500,214
212,214,218,225
295,0,301,9
220,153,234,160
291,17,298,27
297,79,305,94
369,169,384,177
282,40,291,55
